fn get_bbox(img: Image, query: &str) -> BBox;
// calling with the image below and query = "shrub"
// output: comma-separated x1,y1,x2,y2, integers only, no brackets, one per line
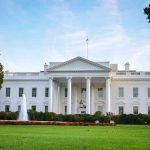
94,111,102,116
0,111,150,124
112,114,150,125
0,112,17,120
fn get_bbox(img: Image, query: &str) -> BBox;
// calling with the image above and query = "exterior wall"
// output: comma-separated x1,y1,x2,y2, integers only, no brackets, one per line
0,80,49,112
0,77,150,115
111,80,150,115
0,79,107,114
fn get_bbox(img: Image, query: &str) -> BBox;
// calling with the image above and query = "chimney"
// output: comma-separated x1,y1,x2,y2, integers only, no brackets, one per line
44,63,48,72
125,62,130,71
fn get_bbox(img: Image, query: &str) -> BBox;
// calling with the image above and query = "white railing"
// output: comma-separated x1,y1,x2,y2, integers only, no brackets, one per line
4,72,49,80
112,71,150,79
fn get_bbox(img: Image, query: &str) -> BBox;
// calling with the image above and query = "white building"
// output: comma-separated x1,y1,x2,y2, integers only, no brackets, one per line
0,56,150,115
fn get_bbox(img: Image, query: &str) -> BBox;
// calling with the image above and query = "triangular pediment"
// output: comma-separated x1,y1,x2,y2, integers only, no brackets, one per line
48,57,111,72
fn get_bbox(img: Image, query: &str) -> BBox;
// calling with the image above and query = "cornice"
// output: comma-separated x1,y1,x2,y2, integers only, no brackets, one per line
4,79,49,82
112,78,150,81
48,70,110,73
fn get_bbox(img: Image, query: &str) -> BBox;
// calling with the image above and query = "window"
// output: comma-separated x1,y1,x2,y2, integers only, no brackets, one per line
18,105,21,112
148,106,150,115
118,106,124,115
65,105,67,114
5,105,10,112
81,88,86,97
148,88,150,98
81,111,86,114
32,88,37,97
45,106,48,112
118,87,124,97
45,88,49,97
6,88,10,97
133,106,138,114
133,88,138,98
19,88,23,97
97,106,103,112
65,88,67,97
98,88,103,97
31,105,36,111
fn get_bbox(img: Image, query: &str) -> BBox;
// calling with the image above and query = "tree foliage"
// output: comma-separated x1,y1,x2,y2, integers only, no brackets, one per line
144,4,150,23
0,63,4,89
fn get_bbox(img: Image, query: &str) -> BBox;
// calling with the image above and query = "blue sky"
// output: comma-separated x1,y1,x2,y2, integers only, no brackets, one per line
0,0,150,72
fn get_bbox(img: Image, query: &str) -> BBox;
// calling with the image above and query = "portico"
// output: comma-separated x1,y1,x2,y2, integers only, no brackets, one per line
47,57,111,115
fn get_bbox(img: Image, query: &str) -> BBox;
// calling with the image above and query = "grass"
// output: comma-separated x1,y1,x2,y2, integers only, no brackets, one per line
0,125,150,150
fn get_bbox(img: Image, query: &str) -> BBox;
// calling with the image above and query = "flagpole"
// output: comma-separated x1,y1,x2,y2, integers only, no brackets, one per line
86,36,88,59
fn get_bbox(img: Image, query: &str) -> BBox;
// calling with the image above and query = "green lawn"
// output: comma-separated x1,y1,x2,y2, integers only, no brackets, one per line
0,125,150,150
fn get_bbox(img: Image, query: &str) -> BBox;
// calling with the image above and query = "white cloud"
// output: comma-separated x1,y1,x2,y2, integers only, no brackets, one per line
89,25,131,52
46,0,75,29
129,44,150,71
102,0,119,16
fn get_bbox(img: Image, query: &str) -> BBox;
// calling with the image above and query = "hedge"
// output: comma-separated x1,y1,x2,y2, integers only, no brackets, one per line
0,111,150,124
112,114,150,124
0,112,18,120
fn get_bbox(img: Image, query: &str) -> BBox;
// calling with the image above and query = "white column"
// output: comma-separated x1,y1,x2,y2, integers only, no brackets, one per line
74,85,77,114
49,78,53,112
67,77,72,114
57,85,60,114
91,86,95,115
106,78,110,113
86,77,91,114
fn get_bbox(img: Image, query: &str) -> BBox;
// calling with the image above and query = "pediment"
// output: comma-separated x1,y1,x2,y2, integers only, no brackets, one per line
131,101,140,106
115,101,126,106
48,57,111,72
3,100,11,105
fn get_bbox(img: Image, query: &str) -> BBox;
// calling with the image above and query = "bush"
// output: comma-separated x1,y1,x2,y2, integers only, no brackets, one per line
94,111,102,116
0,111,150,124
112,114,150,125
0,112,17,120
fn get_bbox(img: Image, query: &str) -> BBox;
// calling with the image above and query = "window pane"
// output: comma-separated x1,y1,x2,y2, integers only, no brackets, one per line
133,88,138,97
45,88,49,97
98,88,103,97
97,106,103,112
65,105,67,114
32,105,36,111
65,88,67,97
148,106,150,115
32,88,37,97
5,105,10,112
148,88,150,98
6,88,10,97
19,88,23,97
119,87,124,97
133,106,138,114
118,106,124,115
18,105,21,112
45,106,48,112
81,88,86,97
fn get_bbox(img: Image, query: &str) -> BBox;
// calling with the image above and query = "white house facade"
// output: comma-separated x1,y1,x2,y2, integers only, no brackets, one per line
0,56,150,115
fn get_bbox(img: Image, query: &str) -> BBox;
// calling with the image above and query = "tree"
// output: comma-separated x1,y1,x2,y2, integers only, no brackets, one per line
0,63,4,89
144,4,150,23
